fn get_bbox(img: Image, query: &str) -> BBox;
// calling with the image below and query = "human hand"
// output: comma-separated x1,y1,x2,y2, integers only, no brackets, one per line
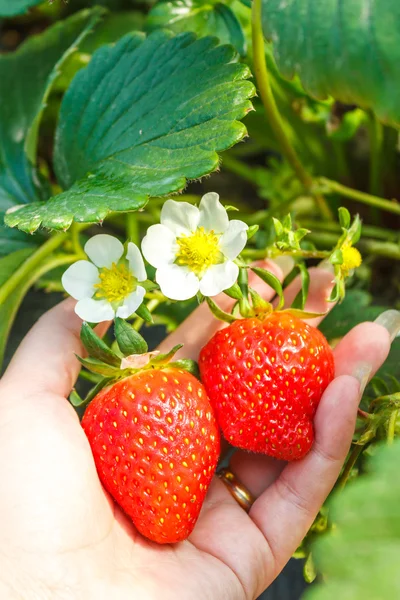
0,261,392,600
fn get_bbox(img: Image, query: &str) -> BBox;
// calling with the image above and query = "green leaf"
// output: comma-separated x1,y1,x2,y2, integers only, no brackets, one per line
308,441,400,600
261,0,400,127
147,0,246,56
251,266,284,309
69,376,112,409
291,263,310,310
151,344,184,365
169,359,200,379
0,0,42,17
0,225,39,257
206,296,239,323
80,322,120,366
76,356,122,377
114,317,148,356
135,303,154,324
0,9,104,214
0,248,35,368
224,282,243,300
6,30,254,233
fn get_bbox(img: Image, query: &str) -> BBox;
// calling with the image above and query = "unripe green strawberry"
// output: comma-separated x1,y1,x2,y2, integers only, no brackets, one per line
82,368,220,544
199,312,334,461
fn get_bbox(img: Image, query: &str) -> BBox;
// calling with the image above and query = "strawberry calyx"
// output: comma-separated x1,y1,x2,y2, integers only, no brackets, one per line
69,318,197,410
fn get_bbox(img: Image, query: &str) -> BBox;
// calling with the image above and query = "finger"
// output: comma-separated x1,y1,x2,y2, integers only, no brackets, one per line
1,299,109,398
249,374,360,573
157,257,294,360
333,321,391,381
230,265,336,495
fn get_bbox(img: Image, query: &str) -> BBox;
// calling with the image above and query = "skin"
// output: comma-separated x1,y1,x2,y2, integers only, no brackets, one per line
0,262,391,600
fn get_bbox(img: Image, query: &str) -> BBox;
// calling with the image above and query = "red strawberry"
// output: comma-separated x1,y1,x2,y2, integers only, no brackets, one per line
199,312,334,461
82,368,220,544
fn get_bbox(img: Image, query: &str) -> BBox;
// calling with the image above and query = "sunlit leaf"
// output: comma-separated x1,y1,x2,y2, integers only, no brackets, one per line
6,30,254,233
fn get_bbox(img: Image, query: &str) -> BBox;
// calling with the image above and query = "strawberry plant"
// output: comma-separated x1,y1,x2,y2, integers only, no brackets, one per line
1,0,400,599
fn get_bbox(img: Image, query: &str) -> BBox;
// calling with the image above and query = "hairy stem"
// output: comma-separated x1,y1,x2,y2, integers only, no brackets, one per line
251,0,332,219
336,443,367,491
0,233,67,305
319,177,400,216
387,409,398,445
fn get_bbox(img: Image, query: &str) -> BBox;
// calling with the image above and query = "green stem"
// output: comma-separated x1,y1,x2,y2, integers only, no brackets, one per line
132,298,160,331
319,177,400,216
307,231,400,261
336,443,367,492
387,409,398,445
70,223,84,256
368,113,383,197
127,213,140,246
242,247,329,261
0,233,67,305
251,0,332,219
301,219,399,243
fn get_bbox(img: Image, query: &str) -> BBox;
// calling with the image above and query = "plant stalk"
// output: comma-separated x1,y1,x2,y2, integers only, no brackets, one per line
336,443,367,492
251,0,332,219
0,233,67,305
319,177,400,216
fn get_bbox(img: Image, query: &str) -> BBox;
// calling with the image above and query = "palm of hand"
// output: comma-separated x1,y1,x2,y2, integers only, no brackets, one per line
0,265,390,600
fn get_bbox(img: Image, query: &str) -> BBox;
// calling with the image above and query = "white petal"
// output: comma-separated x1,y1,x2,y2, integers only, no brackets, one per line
141,224,177,268
220,219,248,260
199,261,239,297
61,260,99,300
116,286,146,319
84,234,124,268
156,264,200,301
160,199,199,236
198,192,229,233
75,298,115,323
126,242,147,282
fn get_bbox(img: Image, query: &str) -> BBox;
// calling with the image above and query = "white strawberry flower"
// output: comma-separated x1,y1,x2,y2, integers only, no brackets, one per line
62,234,147,323
141,192,248,300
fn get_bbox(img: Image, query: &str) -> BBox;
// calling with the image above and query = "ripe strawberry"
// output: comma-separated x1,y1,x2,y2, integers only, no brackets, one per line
199,312,334,461
82,368,220,544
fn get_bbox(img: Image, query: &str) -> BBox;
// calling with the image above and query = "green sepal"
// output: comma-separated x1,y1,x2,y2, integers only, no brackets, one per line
224,205,240,212
114,317,148,356
291,263,310,310
249,288,273,313
169,359,200,379
152,344,183,365
251,266,284,309
246,224,259,240
69,376,112,409
224,282,243,300
330,248,344,265
303,552,317,584
206,297,239,324
135,303,154,324
140,280,158,292
80,322,120,367
280,308,327,319
76,355,123,376
338,206,351,229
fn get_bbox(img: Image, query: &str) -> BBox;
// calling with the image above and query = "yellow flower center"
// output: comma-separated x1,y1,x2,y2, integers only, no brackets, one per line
341,246,362,273
94,262,135,303
175,227,224,276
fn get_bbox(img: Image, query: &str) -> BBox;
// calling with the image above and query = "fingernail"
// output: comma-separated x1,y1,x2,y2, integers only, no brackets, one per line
272,255,295,277
374,309,400,343
317,259,335,274
352,362,372,396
